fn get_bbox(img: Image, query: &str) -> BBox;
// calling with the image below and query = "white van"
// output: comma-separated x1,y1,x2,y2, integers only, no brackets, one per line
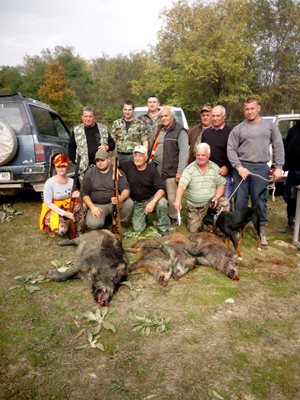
134,106,189,130
262,114,300,141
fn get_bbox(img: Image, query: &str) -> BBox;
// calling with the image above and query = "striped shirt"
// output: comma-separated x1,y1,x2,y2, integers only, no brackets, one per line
180,160,226,207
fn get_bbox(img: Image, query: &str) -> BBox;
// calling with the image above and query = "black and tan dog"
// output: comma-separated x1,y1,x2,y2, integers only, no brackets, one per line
203,206,262,258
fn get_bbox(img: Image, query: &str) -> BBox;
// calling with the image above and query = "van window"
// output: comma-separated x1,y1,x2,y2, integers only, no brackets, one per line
52,114,70,139
0,102,28,135
278,120,299,140
30,105,69,139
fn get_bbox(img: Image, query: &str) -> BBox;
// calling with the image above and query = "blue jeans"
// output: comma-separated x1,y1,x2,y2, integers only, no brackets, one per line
224,171,233,198
232,162,269,225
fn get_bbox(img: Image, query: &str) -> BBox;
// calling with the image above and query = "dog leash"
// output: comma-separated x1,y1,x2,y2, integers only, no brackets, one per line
251,172,276,201
213,173,274,225
213,178,244,224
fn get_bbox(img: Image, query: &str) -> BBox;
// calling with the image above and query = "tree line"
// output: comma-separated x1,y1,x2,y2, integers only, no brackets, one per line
0,0,299,128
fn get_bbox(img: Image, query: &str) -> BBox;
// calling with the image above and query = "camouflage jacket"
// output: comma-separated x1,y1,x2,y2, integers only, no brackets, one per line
74,123,109,174
111,118,149,153
139,113,162,145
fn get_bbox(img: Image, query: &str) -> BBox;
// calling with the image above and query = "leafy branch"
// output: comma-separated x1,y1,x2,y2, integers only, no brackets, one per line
133,314,171,336
9,272,49,293
50,259,73,272
120,280,143,300
0,203,22,223
124,226,161,239
76,307,116,351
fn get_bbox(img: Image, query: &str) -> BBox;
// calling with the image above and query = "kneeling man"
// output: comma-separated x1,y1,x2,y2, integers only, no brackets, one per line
174,143,226,232
81,149,134,230
119,145,171,235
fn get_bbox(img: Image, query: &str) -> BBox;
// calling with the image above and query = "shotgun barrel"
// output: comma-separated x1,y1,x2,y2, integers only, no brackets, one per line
68,155,81,240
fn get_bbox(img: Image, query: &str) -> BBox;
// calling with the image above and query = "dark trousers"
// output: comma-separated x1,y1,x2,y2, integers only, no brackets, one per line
284,170,300,219
117,152,133,161
232,162,269,225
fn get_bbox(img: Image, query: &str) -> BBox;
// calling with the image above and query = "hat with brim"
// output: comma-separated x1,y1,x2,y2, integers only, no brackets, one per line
133,145,147,154
53,153,69,167
200,105,212,113
95,149,109,160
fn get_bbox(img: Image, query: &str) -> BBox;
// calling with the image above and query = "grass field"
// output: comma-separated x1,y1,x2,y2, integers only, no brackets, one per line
0,192,299,400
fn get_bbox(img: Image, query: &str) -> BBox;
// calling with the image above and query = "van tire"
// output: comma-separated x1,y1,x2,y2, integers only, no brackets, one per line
0,120,18,165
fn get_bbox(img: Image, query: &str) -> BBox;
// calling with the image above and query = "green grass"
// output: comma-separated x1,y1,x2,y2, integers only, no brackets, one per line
0,194,299,399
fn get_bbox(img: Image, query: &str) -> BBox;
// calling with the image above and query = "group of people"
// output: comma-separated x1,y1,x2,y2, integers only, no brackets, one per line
40,95,288,247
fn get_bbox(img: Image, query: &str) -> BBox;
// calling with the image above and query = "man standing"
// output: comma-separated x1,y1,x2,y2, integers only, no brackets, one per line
188,105,212,164
111,100,149,160
151,106,189,225
119,145,170,235
227,98,285,245
282,121,300,229
202,105,232,205
69,106,115,176
81,149,134,230
174,143,226,233
139,95,161,146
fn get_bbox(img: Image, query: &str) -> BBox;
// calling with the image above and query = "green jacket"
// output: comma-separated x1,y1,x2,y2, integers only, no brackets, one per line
74,123,109,174
111,118,149,154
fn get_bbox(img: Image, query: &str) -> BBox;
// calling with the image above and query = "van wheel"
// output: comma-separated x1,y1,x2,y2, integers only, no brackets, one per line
0,120,18,165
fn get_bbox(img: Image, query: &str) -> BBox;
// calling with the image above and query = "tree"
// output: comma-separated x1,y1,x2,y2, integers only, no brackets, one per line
38,60,80,123
90,52,150,124
247,0,300,113
134,0,300,119
16,55,48,99
0,66,23,94
135,0,257,120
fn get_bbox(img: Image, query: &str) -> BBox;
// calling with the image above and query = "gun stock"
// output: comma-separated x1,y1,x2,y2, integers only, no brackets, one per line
68,155,81,240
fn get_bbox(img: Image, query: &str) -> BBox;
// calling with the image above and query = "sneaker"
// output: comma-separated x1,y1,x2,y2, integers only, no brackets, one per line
260,226,268,246
260,235,268,246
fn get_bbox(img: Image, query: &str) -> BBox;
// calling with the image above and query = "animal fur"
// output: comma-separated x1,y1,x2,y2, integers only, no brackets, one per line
128,231,239,284
186,232,240,280
48,229,128,306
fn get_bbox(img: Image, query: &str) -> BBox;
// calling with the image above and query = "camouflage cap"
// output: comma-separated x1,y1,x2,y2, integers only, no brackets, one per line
200,105,212,113
95,149,109,160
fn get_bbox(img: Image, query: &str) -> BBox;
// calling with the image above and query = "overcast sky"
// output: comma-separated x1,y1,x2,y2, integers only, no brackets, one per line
0,0,177,66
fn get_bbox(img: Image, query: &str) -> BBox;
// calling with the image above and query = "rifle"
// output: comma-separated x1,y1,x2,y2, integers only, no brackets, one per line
68,155,81,240
112,156,122,242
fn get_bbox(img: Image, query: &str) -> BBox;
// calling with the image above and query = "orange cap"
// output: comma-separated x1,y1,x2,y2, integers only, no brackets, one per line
53,153,69,167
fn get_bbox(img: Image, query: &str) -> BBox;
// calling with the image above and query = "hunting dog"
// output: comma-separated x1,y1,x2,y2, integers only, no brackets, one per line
203,191,265,258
